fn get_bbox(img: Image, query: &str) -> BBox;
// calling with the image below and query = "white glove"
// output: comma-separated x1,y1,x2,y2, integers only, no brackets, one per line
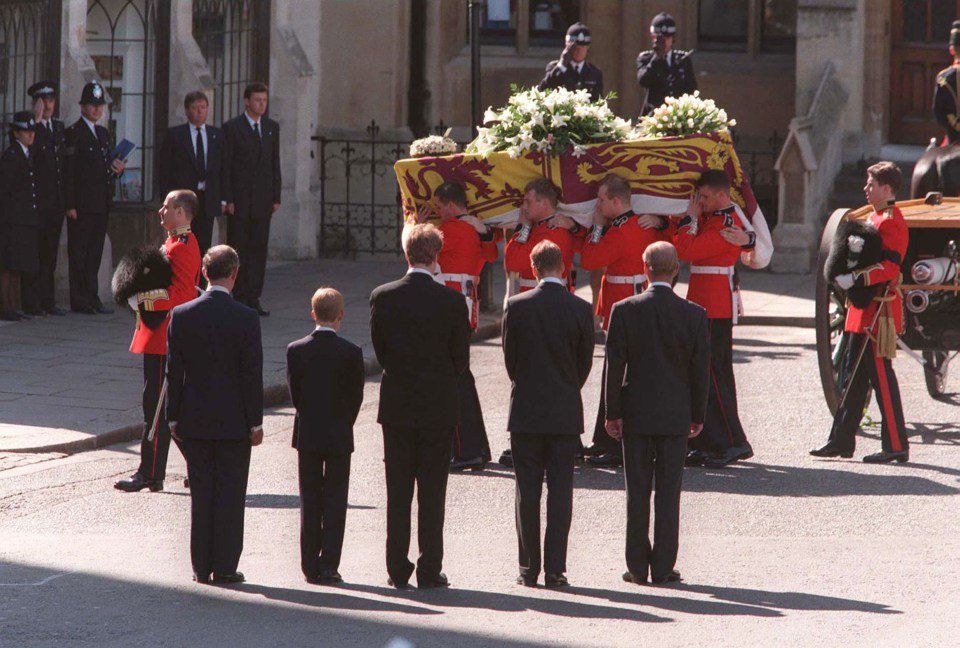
834,273,855,290
127,295,138,311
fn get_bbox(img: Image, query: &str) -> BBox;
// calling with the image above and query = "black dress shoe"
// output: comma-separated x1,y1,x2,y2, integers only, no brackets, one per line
387,576,410,589
251,301,270,316
308,569,343,585
582,444,606,458
516,574,538,587
704,447,743,468
212,571,245,584
417,573,450,589
114,474,163,492
586,451,623,468
193,573,210,584
545,573,569,588
48,307,67,316
685,449,709,467
733,443,754,461
94,304,114,315
498,449,514,468
809,444,853,459
622,571,647,585
450,456,485,472
15,311,33,320
862,450,909,464
651,569,682,585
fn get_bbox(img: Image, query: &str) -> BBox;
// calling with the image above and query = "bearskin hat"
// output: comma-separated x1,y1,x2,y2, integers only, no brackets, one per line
111,245,173,307
824,217,884,308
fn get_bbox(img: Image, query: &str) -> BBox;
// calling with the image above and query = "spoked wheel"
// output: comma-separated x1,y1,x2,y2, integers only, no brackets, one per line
922,350,952,398
816,209,852,416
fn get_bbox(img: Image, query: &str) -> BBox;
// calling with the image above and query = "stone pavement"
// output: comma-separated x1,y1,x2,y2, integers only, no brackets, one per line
0,257,813,456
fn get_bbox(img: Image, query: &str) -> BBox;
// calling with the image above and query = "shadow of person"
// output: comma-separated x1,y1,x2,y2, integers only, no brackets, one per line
342,582,670,623
243,493,378,510
563,585,782,617
683,462,960,497
680,583,902,615
236,582,439,615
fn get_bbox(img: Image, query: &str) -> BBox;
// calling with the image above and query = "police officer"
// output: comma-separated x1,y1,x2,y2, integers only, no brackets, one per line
580,174,669,467
934,21,960,145
636,12,697,116
538,22,604,102
26,81,67,316
416,181,497,472
63,81,125,314
0,112,40,321
115,189,202,492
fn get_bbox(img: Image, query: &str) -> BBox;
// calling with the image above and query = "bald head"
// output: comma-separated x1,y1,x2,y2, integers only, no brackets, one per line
643,241,679,283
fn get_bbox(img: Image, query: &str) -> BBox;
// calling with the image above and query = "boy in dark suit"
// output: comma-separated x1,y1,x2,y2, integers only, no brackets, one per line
286,287,365,585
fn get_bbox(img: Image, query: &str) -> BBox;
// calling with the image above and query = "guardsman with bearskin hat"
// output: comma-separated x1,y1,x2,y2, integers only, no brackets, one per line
63,81,126,314
414,181,497,472
580,174,670,468
934,21,960,145
0,112,40,321
114,189,201,492
26,80,67,316
811,162,909,464
537,22,604,102
637,12,697,116
674,170,755,468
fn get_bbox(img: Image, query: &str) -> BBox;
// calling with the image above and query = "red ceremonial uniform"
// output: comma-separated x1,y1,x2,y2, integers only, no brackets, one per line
843,201,908,335
674,208,743,319
504,216,580,292
129,226,202,355
437,215,499,330
580,211,667,329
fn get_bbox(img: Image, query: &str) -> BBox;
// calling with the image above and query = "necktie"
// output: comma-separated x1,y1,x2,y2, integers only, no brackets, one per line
253,122,260,139
195,126,206,180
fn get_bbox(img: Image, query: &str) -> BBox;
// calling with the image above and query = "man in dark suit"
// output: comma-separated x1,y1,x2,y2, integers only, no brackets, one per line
370,223,471,589
158,91,226,258
63,81,125,314
605,241,709,586
167,245,263,585
502,240,594,588
286,287,365,585
222,82,281,316
26,81,67,316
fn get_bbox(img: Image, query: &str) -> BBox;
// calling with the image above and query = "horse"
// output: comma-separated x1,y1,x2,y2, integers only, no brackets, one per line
911,140,960,199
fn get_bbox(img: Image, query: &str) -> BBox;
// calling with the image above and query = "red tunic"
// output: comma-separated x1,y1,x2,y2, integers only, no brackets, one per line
504,217,580,292
580,212,666,329
437,216,499,330
844,202,908,334
129,228,202,355
674,210,743,319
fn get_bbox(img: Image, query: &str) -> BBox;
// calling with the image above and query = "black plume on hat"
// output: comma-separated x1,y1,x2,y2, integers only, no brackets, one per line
651,12,677,35
565,22,591,45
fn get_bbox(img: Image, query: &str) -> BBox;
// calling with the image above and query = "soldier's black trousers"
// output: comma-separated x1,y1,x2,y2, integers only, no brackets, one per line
138,354,183,481
590,356,621,454
67,210,108,311
691,318,747,453
452,366,490,460
827,333,908,454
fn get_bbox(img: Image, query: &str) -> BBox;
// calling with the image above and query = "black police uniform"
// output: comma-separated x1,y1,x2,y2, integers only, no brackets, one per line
0,115,40,286
63,82,116,313
27,81,67,314
537,22,604,102
636,13,697,116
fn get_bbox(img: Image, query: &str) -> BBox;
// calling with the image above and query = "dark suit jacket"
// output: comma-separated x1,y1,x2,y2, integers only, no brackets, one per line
502,281,595,435
158,122,225,221
222,114,281,219
604,285,710,437
286,329,365,454
166,289,263,439
31,118,65,218
63,118,114,214
370,271,471,428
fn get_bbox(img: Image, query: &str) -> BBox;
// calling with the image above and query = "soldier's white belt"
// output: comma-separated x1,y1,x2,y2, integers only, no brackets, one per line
517,277,539,289
438,273,479,285
605,273,647,285
690,265,741,324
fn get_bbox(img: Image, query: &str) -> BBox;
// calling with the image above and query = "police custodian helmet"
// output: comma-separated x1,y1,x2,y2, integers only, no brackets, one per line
651,12,677,36
79,81,107,106
565,22,592,45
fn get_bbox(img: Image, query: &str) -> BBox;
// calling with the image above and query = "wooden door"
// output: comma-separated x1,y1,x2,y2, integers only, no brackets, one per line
890,0,959,144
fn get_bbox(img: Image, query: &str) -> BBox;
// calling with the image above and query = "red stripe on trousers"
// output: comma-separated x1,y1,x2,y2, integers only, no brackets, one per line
709,321,735,444
871,351,903,453
149,360,163,478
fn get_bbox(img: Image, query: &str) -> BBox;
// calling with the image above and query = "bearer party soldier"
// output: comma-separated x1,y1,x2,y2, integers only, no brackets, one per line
500,177,584,468
674,170,755,469
580,174,670,468
415,181,497,472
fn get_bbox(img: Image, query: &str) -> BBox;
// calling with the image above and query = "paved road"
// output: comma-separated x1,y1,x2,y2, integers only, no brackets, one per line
1,327,957,647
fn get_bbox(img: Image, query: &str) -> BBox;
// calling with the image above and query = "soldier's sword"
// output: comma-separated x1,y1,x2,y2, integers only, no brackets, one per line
147,379,168,443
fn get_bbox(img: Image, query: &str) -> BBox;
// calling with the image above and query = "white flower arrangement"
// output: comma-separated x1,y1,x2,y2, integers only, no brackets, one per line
409,135,459,158
635,91,736,138
467,85,632,159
